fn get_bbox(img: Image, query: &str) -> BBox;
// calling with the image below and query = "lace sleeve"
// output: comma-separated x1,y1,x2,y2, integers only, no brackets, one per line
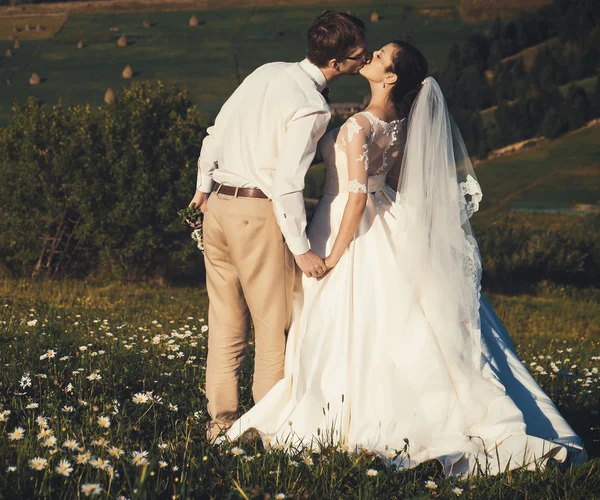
341,114,371,195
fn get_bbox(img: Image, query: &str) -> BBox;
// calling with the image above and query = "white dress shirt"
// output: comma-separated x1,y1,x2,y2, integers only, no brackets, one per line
196,59,331,255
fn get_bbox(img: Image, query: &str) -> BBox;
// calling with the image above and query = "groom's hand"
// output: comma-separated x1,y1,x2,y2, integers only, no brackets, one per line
187,191,208,229
294,250,327,279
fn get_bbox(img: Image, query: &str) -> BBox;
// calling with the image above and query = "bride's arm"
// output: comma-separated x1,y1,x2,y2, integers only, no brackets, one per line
324,114,370,270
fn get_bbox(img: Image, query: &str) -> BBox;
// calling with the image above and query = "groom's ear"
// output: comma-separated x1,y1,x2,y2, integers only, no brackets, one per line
327,58,341,72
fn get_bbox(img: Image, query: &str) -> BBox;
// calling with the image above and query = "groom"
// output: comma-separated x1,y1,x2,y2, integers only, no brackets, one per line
188,10,369,442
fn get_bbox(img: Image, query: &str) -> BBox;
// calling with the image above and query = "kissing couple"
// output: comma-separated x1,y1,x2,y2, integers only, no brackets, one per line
188,11,584,476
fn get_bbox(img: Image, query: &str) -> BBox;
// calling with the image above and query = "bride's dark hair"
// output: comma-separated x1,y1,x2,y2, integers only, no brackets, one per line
388,41,429,119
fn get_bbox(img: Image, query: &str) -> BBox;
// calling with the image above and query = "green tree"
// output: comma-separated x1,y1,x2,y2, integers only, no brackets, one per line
0,83,208,279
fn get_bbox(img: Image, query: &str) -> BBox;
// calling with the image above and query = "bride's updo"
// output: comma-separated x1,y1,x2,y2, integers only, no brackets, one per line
389,41,428,119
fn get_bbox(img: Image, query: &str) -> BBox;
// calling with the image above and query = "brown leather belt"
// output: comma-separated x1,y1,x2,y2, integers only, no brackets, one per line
213,182,269,199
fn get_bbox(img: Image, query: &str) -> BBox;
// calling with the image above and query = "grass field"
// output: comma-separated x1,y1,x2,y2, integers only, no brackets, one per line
473,123,600,218
0,2,491,126
0,278,598,499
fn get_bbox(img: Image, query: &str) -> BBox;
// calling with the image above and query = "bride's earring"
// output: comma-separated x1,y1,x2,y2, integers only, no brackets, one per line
382,82,386,88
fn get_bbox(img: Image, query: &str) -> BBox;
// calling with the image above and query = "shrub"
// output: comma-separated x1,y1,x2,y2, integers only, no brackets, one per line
0,83,209,280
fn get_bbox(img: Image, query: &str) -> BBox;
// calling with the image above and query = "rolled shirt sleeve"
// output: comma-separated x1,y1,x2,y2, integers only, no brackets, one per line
272,107,330,255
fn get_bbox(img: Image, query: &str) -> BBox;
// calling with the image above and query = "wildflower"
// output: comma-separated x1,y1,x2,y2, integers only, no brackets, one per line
159,460,168,468
37,428,53,440
289,460,299,467
168,403,178,412
304,456,314,466
6,466,17,472
131,450,149,466
106,446,123,458
26,403,38,409
452,487,463,496
76,453,90,464
132,393,150,404
87,372,102,381
62,406,74,413
158,442,168,449
425,480,438,490
275,494,287,500
0,410,10,421
90,457,110,470
97,415,111,428
81,483,103,496
201,325,209,333
63,439,79,451
230,447,245,457
29,457,48,470
366,469,378,477
42,435,58,448
55,459,73,477
172,465,179,471
20,374,32,389
27,319,38,326
46,349,56,359
36,416,49,428
8,427,25,441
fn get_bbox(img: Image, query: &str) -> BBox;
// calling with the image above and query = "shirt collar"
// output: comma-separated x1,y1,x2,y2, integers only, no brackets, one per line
299,58,327,93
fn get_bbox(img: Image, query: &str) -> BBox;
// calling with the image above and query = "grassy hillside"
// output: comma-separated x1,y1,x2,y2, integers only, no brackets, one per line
0,2,491,126
473,123,600,219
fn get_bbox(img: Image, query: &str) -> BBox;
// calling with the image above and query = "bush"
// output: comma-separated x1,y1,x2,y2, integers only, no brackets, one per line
0,83,209,280
476,214,600,290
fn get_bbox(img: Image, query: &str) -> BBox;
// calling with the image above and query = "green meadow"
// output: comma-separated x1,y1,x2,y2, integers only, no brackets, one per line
0,2,490,126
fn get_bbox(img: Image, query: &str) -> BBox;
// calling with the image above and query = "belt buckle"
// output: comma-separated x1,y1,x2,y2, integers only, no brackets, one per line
234,187,239,198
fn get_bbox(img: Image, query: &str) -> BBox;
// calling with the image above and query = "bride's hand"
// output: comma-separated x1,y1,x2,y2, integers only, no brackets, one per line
317,255,337,281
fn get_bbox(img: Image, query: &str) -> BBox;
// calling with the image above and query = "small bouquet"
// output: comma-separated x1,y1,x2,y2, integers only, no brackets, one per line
178,205,204,254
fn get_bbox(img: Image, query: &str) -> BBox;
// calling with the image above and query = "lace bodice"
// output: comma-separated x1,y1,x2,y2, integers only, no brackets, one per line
319,111,406,195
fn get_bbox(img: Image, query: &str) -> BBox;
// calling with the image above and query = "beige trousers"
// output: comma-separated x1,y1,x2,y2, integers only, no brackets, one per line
203,191,296,440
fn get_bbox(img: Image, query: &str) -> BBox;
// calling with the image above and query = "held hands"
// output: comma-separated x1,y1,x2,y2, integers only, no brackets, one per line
294,250,328,279
294,251,339,280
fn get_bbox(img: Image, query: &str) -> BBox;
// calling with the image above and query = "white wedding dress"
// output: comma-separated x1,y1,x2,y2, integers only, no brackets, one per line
226,104,584,475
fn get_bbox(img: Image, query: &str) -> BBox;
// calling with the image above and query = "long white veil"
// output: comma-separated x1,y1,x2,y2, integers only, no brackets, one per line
393,77,505,435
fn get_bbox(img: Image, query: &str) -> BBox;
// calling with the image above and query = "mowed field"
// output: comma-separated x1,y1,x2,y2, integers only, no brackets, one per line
0,1,490,126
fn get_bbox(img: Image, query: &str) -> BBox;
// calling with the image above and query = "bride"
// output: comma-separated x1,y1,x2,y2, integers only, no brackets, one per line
226,40,584,475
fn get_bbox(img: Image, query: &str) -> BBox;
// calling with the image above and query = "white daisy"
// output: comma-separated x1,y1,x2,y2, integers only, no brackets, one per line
55,459,73,477
8,427,25,441
29,457,48,470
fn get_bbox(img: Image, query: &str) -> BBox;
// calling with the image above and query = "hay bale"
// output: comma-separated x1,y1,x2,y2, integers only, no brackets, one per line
122,64,133,79
36,24,45,32
104,88,116,104
117,34,127,47
5,49,12,57
370,11,380,22
189,15,199,27
29,72,41,85
14,39,21,49
25,23,31,32
77,39,84,49
143,18,151,28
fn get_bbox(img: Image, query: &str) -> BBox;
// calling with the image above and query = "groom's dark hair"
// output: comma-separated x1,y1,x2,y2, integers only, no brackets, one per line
307,11,366,68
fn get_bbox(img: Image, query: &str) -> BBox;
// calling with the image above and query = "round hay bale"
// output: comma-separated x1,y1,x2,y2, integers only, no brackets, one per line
77,39,84,49
25,23,31,32
11,25,18,33
104,88,116,104
189,15,199,27
14,39,21,49
117,34,127,47
5,49,12,57
143,18,151,29
370,11,380,22
29,72,41,85
122,64,133,79
36,24,44,32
